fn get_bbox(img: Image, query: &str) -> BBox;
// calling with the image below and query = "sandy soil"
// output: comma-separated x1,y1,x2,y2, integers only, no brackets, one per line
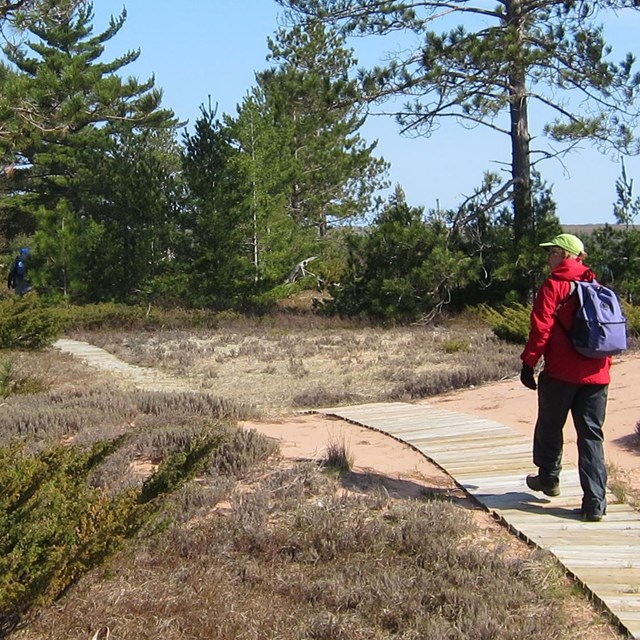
244,353,640,505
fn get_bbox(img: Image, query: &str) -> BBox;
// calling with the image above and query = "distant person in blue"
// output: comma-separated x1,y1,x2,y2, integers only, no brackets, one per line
7,247,32,295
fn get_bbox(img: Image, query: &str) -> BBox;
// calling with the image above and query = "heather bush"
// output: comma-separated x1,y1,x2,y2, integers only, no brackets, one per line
0,413,277,635
207,427,279,478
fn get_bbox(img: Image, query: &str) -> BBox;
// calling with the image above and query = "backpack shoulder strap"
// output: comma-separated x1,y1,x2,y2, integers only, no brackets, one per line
553,280,578,338
557,280,577,308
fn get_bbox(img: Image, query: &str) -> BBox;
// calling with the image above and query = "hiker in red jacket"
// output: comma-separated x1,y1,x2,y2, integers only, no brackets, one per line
520,233,610,522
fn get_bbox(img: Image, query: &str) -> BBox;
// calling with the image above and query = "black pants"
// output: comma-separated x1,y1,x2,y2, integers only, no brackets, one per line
533,372,608,516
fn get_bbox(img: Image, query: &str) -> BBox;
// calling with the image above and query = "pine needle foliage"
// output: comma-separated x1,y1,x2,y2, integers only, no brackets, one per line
0,295,62,350
473,303,531,344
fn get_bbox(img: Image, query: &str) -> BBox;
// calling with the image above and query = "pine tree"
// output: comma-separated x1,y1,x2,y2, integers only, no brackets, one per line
226,90,314,288
277,0,640,296
256,21,389,237
330,186,475,320
0,0,178,295
181,102,254,309
70,128,184,302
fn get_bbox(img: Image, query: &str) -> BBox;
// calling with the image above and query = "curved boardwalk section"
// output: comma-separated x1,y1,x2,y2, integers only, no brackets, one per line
316,402,640,640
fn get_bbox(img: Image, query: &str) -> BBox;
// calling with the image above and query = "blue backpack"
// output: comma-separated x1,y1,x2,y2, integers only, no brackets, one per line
14,258,26,278
557,281,627,358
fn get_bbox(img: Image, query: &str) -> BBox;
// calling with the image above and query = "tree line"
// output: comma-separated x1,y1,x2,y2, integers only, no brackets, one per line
1,0,640,321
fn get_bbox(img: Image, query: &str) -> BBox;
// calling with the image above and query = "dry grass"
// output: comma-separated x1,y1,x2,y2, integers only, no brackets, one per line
13,464,622,640
71,313,522,417
0,316,628,640
323,433,354,473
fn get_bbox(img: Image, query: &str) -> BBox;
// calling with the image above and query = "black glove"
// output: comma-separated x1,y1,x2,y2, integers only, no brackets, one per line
520,365,537,390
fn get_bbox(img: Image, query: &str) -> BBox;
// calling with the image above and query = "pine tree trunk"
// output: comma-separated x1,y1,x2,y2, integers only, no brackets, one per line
506,0,533,299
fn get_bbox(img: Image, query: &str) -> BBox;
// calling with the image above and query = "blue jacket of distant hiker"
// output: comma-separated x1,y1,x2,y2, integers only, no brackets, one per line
7,248,31,295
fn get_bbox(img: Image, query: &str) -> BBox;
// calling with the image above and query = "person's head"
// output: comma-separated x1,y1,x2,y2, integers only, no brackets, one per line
539,233,585,269
19,247,29,257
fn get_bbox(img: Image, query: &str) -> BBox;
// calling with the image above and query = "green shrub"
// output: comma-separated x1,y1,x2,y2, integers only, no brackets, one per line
622,301,640,337
442,338,470,353
0,426,244,634
473,303,531,344
0,296,63,350
0,357,47,397
50,302,163,331
476,300,640,346
0,358,13,397
0,441,140,633
49,302,241,332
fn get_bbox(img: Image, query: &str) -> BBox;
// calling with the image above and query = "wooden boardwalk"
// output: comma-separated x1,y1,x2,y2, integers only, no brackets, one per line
53,339,195,393
316,402,640,640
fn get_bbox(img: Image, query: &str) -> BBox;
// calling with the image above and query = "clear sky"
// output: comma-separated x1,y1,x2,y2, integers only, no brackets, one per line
92,0,640,225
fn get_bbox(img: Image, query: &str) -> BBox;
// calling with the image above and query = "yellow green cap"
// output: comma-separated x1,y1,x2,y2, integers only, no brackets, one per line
539,233,584,256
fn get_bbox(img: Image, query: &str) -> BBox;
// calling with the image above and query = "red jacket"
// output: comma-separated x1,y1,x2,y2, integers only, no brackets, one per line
520,259,611,385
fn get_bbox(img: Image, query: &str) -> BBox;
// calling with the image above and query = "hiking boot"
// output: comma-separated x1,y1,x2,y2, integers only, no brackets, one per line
582,511,603,522
526,474,560,497
576,508,604,522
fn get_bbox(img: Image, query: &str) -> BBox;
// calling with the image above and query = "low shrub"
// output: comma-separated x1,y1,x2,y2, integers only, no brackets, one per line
622,301,640,337
473,303,531,344
49,303,240,333
0,441,142,634
208,427,279,478
477,300,640,347
0,417,274,634
51,302,162,331
0,358,14,397
0,357,48,398
0,296,63,350
442,338,471,353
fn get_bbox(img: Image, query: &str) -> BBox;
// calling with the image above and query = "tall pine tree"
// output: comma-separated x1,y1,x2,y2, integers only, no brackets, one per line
257,21,389,237
0,0,178,295
227,89,314,288
181,102,254,309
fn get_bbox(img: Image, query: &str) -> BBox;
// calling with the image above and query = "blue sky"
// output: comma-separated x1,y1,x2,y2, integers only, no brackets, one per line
92,1,640,225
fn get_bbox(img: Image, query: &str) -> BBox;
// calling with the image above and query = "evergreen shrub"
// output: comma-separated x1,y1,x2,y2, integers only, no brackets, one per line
477,301,640,348
0,296,63,350
622,301,640,337
473,303,531,344
51,302,163,331
50,303,229,332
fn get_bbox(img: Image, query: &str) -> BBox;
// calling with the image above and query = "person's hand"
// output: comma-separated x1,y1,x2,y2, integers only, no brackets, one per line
520,365,537,390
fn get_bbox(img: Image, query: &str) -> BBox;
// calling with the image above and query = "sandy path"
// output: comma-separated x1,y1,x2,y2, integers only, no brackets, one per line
246,354,640,501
